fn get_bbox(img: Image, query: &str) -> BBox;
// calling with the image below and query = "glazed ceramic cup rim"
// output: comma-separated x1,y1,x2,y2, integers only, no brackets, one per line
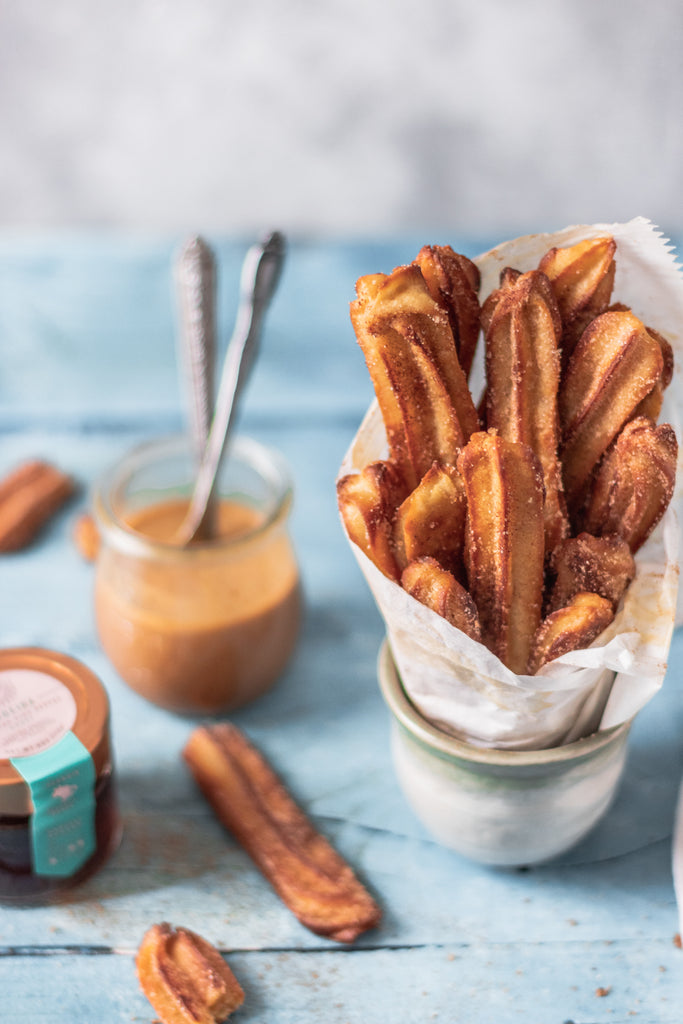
93,433,293,561
377,638,630,767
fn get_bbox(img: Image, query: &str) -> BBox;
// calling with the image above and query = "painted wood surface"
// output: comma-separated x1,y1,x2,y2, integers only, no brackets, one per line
0,235,682,1023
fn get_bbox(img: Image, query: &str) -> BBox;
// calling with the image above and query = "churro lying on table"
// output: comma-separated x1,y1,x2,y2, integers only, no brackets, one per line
184,723,381,944
136,922,244,1024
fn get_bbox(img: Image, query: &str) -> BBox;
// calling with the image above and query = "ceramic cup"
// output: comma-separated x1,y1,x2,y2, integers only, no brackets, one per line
377,639,632,866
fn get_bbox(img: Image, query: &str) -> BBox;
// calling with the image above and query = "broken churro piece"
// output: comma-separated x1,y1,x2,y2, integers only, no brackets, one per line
351,265,479,488
337,460,408,580
457,431,545,674
539,235,616,360
583,416,678,553
0,459,75,552
393,461,466,579
136,922,245,1024
559,310,664,517
485,269,568,554
414,245,481,378
528,592,614,674
183,723,382,944
402,556,482,641
73,511,100,562
548,533,635,613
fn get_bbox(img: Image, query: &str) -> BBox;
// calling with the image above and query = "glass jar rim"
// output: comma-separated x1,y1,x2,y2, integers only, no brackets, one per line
93,433,294,562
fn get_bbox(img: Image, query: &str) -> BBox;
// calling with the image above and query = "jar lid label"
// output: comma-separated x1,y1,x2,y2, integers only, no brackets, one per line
11,732,96,877
0,668,77,759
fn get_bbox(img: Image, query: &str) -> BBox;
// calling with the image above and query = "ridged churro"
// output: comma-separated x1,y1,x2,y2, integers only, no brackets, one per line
485,269,568,553
136,923,244,1024
539,235,616,361
351,265,479,488
528,591,614,673
337,460,408,580
583,416,678,552
548,533,635,613
480,266,521,338
184,723,382,944
457,431,545,673
414,245,481,378
401,556,482,641
393,461,466,580
559,310,664,517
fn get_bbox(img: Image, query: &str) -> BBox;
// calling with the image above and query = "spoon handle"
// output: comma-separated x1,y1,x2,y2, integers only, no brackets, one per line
175,236,217,538
175,236,217,457
177,231,286,545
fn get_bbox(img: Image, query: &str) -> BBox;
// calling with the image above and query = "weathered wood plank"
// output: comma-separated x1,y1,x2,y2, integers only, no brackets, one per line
1,937,682,1024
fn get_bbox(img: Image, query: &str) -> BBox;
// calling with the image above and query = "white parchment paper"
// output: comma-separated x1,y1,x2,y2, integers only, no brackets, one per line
340,218,682,751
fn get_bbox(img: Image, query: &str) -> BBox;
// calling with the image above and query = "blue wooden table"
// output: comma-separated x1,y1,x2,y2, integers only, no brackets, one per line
1,233,682,1022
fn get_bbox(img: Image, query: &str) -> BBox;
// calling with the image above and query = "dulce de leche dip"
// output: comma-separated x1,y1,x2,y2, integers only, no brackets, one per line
93,436,301,714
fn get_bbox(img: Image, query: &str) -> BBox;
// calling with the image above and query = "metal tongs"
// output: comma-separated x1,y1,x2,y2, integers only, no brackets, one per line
174,231,286,546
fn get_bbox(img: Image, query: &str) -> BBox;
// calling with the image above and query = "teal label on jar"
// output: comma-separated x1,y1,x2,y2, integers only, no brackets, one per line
11,731,96,878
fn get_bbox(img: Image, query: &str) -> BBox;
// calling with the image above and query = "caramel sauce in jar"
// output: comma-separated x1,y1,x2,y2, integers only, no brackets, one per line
93,436,302,714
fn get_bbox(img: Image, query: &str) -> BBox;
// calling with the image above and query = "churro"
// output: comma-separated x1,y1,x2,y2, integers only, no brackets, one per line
457,431,545,673
401,556,481,641
584,416,678,552
351,265,479,488
485,269,568,553
414,245,481,378
559,310,664,516
337,460,408,580
548,533,635,613
528,592,614,673
393,461,466,579
539,235,616,361
184,723,381,944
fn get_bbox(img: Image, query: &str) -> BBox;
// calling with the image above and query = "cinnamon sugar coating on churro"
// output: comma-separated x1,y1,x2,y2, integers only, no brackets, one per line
136,922,244,1024
414,245,481,379
539,235,616,361
584,416,678,552
485,269,568,554
548,533,635,613
457,431,545,674
559,310,664,518
393,461,467,580
337,460,408,580
184,723,381,944
351,265,479,489
402,556,482,642
528,592,614,673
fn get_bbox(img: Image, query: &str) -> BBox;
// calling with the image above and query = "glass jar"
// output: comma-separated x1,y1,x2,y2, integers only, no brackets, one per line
0,647,121,904
93,435,302,715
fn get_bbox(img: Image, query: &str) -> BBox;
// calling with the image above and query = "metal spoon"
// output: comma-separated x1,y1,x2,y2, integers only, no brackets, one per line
175,230,286,546
175,235,217,539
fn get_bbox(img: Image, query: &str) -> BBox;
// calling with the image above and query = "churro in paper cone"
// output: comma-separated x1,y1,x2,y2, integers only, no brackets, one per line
339,218,682,751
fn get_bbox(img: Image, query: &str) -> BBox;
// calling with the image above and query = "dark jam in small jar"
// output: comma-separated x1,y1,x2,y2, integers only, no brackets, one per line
0,648,121,904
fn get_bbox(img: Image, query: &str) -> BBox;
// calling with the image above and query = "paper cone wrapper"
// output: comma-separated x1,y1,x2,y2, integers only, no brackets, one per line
339,218,682,750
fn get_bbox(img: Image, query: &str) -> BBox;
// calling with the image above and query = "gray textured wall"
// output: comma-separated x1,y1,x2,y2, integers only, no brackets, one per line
1,0,682,240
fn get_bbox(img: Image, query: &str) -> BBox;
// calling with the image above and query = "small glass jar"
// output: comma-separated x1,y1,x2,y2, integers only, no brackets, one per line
93,435,302,715
0,647,121,905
